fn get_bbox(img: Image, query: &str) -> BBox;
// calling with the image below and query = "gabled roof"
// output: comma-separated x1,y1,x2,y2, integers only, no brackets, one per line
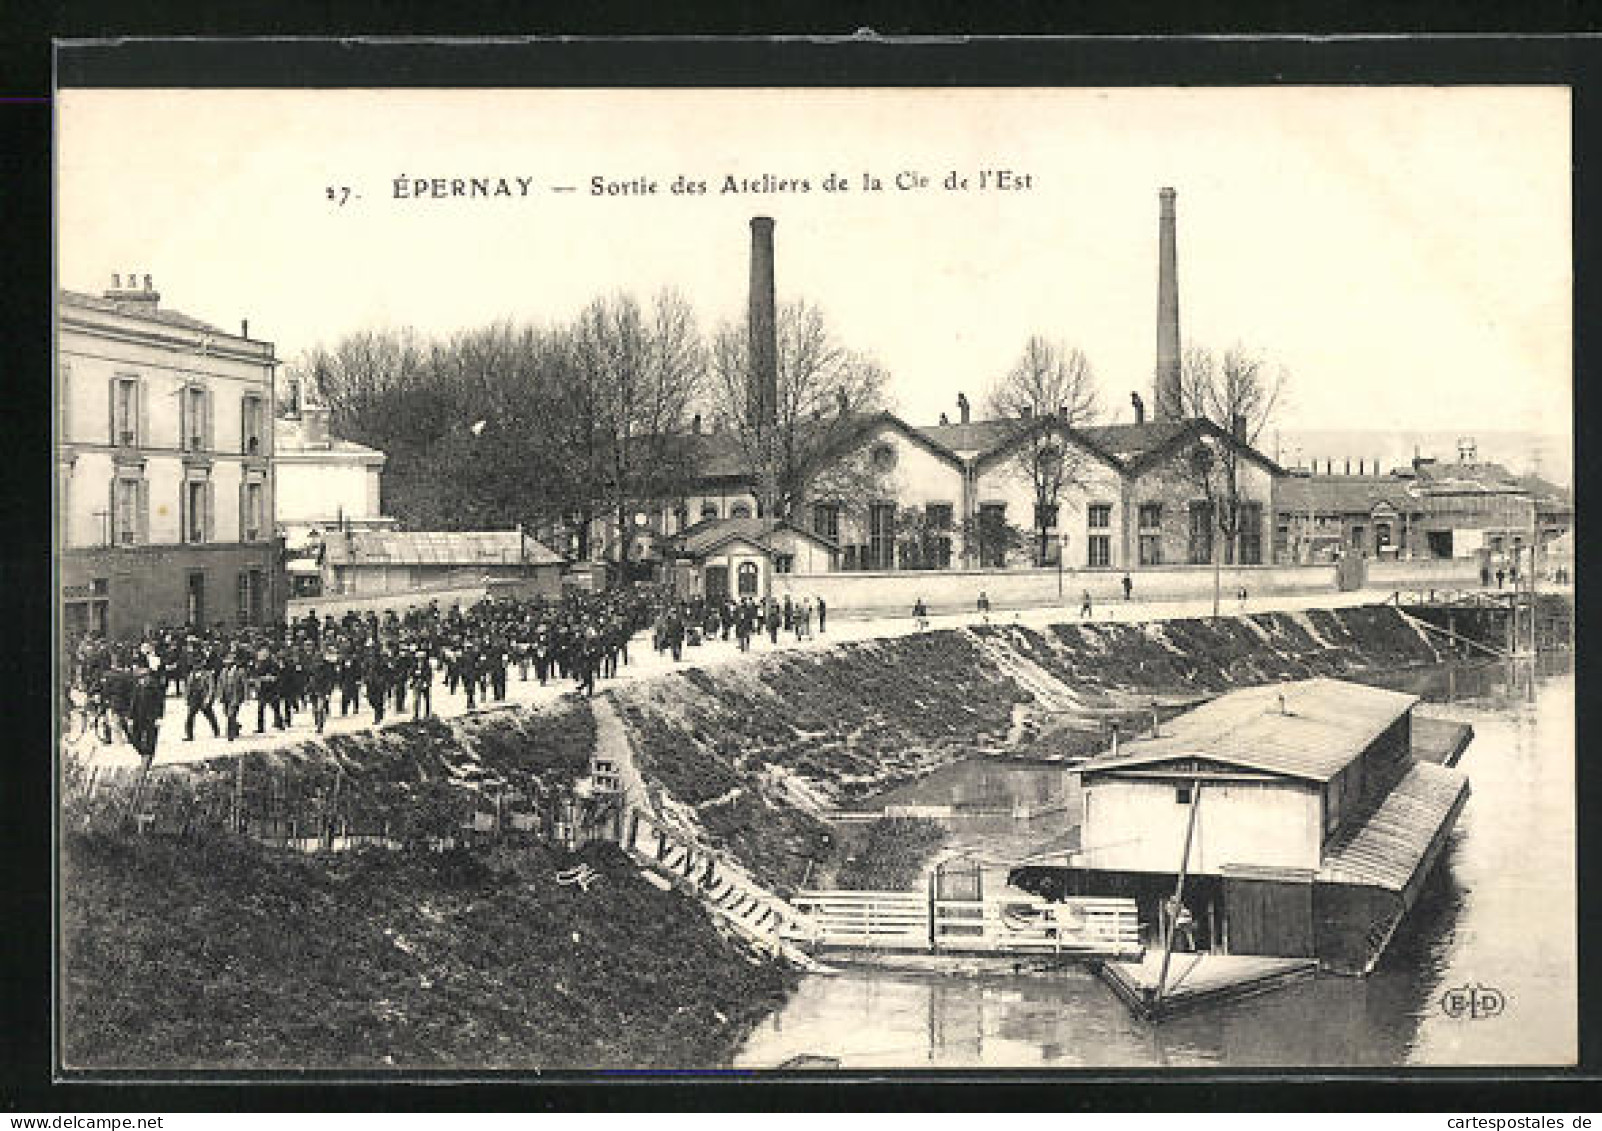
965,415,1128,475
674,517,837,559
1078,678,1419,784
916,419,1019,457
60,288,231,336
323,530,564,568
1083,418,1287,478
1276,476,1424,516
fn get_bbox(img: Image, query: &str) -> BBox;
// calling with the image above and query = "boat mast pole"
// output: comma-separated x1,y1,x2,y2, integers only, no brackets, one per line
1154,776,1204,1003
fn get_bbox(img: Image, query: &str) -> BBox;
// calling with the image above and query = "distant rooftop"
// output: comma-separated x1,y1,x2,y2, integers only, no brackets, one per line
60,282,236,337
323,530,564,568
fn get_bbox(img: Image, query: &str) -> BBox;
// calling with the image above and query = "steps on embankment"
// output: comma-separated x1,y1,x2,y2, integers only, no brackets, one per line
590,695,832,973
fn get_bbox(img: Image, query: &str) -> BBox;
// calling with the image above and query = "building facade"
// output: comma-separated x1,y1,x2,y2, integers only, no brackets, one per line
58,277,284,638
274,403,393,548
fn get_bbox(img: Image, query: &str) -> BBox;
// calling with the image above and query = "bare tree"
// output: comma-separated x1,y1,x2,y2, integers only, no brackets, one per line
573,290,705,561
1180,343,1289,567
985,337,1103,566
706,298,890,526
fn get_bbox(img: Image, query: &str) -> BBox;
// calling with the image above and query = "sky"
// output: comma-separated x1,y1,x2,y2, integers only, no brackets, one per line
57,86,1572,463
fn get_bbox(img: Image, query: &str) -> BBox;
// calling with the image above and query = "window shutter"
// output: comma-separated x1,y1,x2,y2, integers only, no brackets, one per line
137,379,150,449
107,378,117,445
204,389,215,452
107,477,117,546
204,479,216,542
239,481,248,542
179,481,189,544
136,478,150,545
240,395,249,454
179,387,191,449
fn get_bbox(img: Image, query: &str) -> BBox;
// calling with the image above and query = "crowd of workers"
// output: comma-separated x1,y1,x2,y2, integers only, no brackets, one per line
62,586,830,764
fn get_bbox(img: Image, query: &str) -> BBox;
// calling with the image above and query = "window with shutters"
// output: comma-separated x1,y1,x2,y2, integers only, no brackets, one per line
185,480,207,544
1138,503,1164,565
244,481,264,542
181,386,208,452
112,477,140,545
241,394,264,455
113,378,138,447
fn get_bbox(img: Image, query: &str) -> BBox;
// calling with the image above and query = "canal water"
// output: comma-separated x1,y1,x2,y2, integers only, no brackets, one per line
736,659,1576,1068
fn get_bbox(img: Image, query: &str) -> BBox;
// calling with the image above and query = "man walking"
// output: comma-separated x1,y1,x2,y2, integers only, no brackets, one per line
816,595,827,634
253,649,282,734
1080,589,1093,619
410,650,434,719
217,652,248,742
182,658,220,742
308,649,336,734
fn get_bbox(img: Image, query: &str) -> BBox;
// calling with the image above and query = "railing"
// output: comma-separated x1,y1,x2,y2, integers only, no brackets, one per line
794,888,1141,957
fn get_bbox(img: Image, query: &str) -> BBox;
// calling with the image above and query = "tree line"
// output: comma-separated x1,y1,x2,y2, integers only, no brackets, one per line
291,290,1285,566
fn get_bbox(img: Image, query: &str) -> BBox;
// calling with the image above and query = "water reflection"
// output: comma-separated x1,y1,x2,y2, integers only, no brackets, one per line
739,659,1575,1068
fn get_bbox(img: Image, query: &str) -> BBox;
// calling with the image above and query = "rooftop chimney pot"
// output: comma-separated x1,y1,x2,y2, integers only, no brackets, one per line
1130,391,1146,424
957,392,971,425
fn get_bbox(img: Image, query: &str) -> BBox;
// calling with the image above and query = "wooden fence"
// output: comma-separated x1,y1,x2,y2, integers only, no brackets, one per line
793,888,1142,957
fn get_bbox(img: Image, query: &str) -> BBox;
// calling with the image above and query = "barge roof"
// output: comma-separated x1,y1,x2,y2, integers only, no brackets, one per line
1317,760,1470,891
1078,677,1420,784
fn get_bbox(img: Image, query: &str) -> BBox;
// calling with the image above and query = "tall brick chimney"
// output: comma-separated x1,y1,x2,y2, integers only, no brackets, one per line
1154,188,1182,420
748,216,779,428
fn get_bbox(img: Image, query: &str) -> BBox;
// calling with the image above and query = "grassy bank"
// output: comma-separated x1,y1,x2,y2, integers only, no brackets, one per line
606,606,1444,890
61,829,796,1070
71,698,598,846
834,818,948,892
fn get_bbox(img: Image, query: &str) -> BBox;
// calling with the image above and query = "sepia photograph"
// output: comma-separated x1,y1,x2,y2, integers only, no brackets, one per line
52,76,1575,1075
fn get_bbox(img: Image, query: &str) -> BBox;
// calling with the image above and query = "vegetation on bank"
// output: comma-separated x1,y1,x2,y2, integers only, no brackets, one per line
834,818,948,892
609,607,1444,890
61,829,797,1070
69,698,598,846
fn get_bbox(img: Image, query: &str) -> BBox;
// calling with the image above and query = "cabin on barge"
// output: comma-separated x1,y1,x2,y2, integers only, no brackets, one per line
1018,677,1470,975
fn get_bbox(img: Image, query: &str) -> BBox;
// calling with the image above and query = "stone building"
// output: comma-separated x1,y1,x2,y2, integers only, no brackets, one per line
58,276,284,637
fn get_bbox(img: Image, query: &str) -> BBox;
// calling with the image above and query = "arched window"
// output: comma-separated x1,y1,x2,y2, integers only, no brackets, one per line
737,561,759,595
871,442,898,472
731,502,753,519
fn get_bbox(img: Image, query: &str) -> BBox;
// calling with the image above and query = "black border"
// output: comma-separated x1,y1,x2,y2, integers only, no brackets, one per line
5,31,1599,1112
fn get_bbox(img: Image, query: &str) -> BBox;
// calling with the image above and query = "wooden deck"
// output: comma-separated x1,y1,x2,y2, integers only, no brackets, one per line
1411,715,1475,767
1096,951,1317,1022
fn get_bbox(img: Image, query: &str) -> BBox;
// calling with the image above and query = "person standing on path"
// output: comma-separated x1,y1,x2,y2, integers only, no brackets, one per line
977,590,991,623
308,650,336,734
253,649,283,734
410,650,434,719
128,668,165,765
1122,572,1133,601
1080,590,1093,619
816,595,827,634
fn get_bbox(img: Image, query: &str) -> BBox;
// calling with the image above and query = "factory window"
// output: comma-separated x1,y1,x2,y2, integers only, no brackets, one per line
730,502,753,519
813,502,841,543
1138,503,1164,565
242,481,265,542
1034,502,1059,532
1175,785,1194,805
773,554,794,575
1088,503,1112,529
700,501,719,521
978,503,1009,569
1087,533,1111,568
1188,501,1214,564
737,561,760,594
871,443,898,473
1239,502,1263,564
868,503,897,570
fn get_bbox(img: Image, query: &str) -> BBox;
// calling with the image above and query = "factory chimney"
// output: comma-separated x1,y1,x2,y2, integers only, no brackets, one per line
1130,391,1145,425
1154,187,1182,421
748,216,779,429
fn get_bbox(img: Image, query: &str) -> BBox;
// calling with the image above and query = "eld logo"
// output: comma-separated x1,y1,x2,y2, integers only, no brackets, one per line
1441,983,1507,1019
